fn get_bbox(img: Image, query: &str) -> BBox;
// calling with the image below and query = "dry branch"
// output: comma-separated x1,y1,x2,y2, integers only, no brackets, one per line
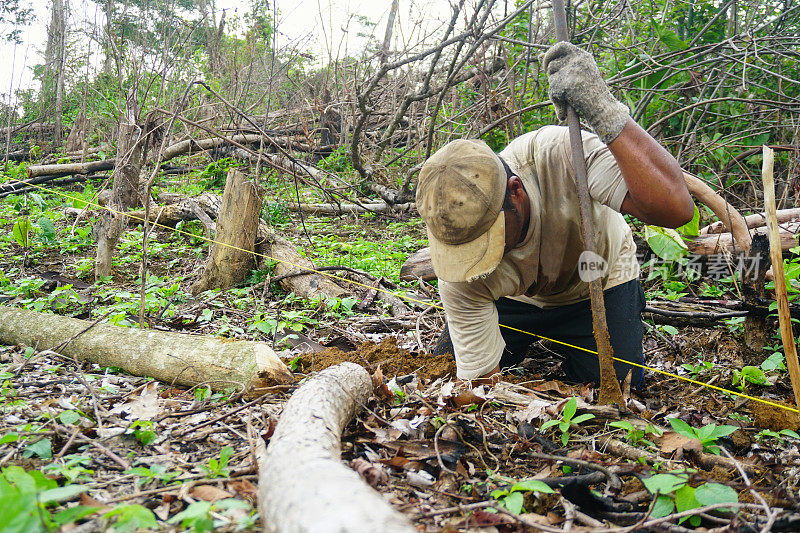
258,362,415,533
27,159,116,179
0,307,293,390
701,208,800,235
287,202,414,215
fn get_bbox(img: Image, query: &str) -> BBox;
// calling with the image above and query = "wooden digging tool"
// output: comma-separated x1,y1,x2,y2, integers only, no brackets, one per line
551,0,624,405
761,145,800,407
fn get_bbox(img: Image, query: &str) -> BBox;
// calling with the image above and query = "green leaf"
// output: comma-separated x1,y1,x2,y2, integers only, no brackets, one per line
676,205,700,237
52,505,100,526
695,483,738,507
36,217,55,242
22,438,52,460
761,352,786,372
563,397,577,421
104,504,158,533
642,473,688,495
609,421,634,432
58,410,81,425
219,446,234,467
511,479,555,494
540,420,559,432
571,413,595,425
668,418,695,439
490,488,509,499
644,226,688,261
660,325,679,335
38,484,86,504
741,366,769,385
12,218,32,248
710,425,738,439
502,491,524,514
675,484,700,521
651,495,675,518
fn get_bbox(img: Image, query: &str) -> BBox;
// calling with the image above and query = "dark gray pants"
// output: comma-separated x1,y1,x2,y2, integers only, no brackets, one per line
433,279,646,386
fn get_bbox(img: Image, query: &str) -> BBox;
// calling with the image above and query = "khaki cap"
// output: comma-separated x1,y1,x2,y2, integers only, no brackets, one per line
416,139,506,283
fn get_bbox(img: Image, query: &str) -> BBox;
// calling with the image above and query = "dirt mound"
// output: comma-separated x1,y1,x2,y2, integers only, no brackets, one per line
294,336,456,380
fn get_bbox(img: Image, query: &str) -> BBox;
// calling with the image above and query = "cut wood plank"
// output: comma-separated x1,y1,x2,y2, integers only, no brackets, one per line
0,307,293,390
258,362,415,533
762,145,800,408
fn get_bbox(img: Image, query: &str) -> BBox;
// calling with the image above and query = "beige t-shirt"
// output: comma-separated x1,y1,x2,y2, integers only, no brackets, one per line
439,126,640,379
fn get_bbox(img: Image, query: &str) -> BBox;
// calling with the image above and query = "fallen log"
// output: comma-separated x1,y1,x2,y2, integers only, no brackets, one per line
701,208,800,235
0,306,293,390
258,362,415,533
683,172,751,252
288,202,415,215
686,223,799,255
0,174,106,198
27,159,116,179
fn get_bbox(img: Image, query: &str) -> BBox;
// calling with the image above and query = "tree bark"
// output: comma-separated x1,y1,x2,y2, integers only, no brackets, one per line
27,159,116,179
287,202,414,215
0,307,293,390
44,0,67,148
701,208,800,235
192,169,264,294
258,362,415,533
95,99,143,280
65,113,89,153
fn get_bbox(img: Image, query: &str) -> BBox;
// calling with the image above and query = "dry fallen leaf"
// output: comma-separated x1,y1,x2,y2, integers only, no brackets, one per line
352,457,389,487
658,431,695,454
190,485,234,502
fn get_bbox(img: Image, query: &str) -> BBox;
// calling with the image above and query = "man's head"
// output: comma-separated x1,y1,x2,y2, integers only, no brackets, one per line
416,139,529,283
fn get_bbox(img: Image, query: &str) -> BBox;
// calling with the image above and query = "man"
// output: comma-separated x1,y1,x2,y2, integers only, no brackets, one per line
416,42,695,386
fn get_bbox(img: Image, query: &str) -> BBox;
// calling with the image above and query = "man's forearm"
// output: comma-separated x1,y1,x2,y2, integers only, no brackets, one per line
611,120,694,228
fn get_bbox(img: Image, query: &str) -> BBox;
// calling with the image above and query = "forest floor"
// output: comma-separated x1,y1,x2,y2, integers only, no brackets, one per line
2,161,800,531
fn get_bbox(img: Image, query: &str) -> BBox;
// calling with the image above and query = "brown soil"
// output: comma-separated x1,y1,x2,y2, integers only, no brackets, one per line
295,336,456,380
751,400,800,431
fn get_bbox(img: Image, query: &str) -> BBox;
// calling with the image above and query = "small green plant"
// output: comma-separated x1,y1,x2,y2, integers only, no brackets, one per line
608,420,662,447
681,357,714,377
103,504,158,532
490,479,555,514
200,446,234,478
761,350,786,372
129,420,157,446
642,470,737,526
44,455,94,483
667,418,737,455
126,464,180,486
731,366,770,391
167,498,252,532
540,397,595,446
755,428,800,445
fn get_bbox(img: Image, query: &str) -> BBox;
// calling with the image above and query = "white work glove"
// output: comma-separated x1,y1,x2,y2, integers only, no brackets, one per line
542,42,630,144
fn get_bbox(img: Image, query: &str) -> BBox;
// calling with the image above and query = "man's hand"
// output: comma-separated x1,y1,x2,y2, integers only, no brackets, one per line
542,42,629,144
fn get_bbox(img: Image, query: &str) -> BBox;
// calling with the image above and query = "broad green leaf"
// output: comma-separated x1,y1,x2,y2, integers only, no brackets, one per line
675,205,700,237
650,495,675,518
761,352,786,372
511,479,555,494
36,217,55,242
741,366,769,385
694,483,738,507
540,420,559,432
571,413,595,425
105,504,158,533
59,411,81,425
502,491,524,514
490,488,509,498
642,473,688,495
668,418,695,439
12,218,32,248
563,397,577,421
675,484,700,522
38,484,86,504
609,421,634,432
710,425,738,439
644,226,688,261
214,498,250,510
23,438,52,460
0,491,42,533
53,505,100,526
780,430,800,439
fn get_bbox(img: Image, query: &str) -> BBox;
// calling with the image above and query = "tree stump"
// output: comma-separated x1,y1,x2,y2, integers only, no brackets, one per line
95,100,143,280
192,168,264,294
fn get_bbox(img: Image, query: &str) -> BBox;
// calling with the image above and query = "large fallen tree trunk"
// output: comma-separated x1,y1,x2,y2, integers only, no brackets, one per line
701,208,800,235
258,362,415,533
687,223,799,255
27,159,116,179
0,307,293,390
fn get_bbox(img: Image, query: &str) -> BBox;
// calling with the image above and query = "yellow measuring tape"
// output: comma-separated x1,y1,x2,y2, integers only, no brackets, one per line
8,177,799,414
